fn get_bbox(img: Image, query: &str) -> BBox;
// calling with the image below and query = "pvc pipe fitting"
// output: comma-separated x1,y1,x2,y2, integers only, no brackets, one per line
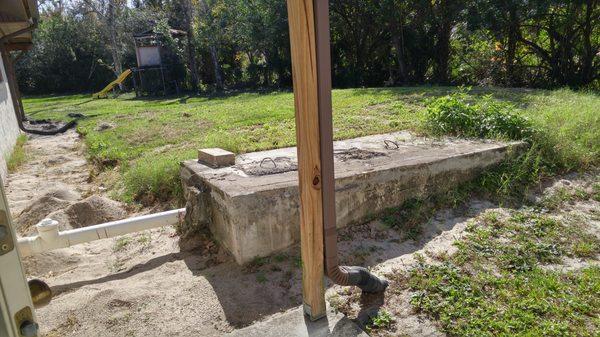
18,209,185,257
36,219,59,243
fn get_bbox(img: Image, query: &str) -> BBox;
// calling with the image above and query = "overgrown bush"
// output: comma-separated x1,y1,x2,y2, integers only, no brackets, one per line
426,92,535,140
424,92,586,202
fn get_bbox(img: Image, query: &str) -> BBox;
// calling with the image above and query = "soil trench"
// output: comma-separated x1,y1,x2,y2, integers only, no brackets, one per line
6,130,92,217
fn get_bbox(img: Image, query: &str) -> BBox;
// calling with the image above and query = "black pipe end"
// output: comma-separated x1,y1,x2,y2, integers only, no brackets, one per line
22,120,77,136
346,266,389,293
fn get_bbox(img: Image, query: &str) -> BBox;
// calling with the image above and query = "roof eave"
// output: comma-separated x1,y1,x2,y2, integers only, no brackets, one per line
0,0,38,45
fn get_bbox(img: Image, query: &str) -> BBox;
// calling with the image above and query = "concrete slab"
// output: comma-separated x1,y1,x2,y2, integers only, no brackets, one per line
226,306,369,337
181,131,525,264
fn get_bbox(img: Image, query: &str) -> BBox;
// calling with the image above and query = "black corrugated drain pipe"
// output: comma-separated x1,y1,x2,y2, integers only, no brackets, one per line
314,0,388,294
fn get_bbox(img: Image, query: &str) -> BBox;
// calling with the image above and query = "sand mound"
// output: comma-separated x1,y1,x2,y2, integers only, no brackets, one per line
64,195,127,228
15,186,81,234
15,191,127,234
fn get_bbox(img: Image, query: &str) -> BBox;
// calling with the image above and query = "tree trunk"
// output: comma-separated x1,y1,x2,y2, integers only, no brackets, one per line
183,0,200,92
209,45,223,90
263,50,272,86
580,0,595,85
434,20,452,84
107,0,123,90
505,7,519,86
390,16,407,84
199,0,223,90
186,35,200,92
109,32,122,77
432,0,455,84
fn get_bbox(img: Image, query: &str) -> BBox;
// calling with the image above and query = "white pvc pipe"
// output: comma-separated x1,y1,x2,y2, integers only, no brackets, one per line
17,208,186,257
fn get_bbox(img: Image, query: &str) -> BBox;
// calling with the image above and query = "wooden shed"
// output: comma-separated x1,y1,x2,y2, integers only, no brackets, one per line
132,28,187,96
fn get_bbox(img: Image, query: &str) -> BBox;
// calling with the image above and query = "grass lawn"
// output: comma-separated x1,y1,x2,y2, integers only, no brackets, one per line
406,183,600,337
22,87,599,203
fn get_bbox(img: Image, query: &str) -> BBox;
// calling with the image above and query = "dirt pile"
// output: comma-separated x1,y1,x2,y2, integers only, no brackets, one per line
15,189,127,235
14,185,81,234
95,122,115,132
64,195,127,228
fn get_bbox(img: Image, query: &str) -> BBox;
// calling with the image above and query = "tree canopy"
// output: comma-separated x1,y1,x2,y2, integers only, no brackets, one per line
15,0,600,94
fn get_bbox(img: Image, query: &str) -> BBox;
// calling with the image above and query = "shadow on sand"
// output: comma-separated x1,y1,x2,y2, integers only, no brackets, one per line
49,199,494,332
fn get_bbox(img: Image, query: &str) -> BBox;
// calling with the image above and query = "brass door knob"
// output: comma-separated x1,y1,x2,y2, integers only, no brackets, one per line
28,279,52,308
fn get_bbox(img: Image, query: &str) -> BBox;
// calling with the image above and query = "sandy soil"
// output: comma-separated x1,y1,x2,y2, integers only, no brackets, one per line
5,131,598,336
5,130,463,336
327,199,495,337
5,130,93,217
328,172,600,337
5,131,308,336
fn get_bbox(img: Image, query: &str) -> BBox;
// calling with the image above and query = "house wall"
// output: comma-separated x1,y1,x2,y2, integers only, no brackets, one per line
0,52,20,183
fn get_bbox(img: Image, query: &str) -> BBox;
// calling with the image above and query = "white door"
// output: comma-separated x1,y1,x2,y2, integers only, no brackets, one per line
0,177,38,337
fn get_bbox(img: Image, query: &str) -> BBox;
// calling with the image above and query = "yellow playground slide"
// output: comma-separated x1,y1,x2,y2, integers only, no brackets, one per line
93,69,132,99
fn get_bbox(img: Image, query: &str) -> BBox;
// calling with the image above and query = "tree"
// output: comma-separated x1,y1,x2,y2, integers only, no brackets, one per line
16,0,600,93
16,13,114,93
431,0,464,84
469,0,599,87
78,0,128,82
197,0,224,90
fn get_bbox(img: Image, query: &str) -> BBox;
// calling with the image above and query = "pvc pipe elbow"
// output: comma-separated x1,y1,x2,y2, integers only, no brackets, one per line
36,219,59,243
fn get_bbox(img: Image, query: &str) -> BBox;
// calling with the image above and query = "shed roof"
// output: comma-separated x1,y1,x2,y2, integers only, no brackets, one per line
133,28,187,39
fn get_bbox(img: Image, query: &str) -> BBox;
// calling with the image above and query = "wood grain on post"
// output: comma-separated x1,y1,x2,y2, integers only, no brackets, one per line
286,0,327,320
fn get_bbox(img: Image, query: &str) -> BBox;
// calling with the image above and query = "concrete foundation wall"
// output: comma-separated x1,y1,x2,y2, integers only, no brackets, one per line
0,53,20,183
181,133,525,264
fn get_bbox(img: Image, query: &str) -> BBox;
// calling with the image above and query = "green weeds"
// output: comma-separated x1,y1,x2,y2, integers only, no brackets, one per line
540,186,588,211
243,255,270,274
122,154,186,205
365,310,394,333
256,272,267,283
23,87,599,205
593,183,600,202
409,209,600,336
381,198,428,240
425,92,542,202
425,89,599,202
474,145,543,202
113,237,131,252
273,253,288,263
7,134,28,172
410,263,600,337
137,233,151,245
426,92,535,140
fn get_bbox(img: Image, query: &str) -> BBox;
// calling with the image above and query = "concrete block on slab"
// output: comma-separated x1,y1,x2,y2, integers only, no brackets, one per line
198,148,235,168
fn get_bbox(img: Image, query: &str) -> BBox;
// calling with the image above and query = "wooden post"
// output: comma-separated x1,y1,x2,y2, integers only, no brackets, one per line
286,0,331,321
